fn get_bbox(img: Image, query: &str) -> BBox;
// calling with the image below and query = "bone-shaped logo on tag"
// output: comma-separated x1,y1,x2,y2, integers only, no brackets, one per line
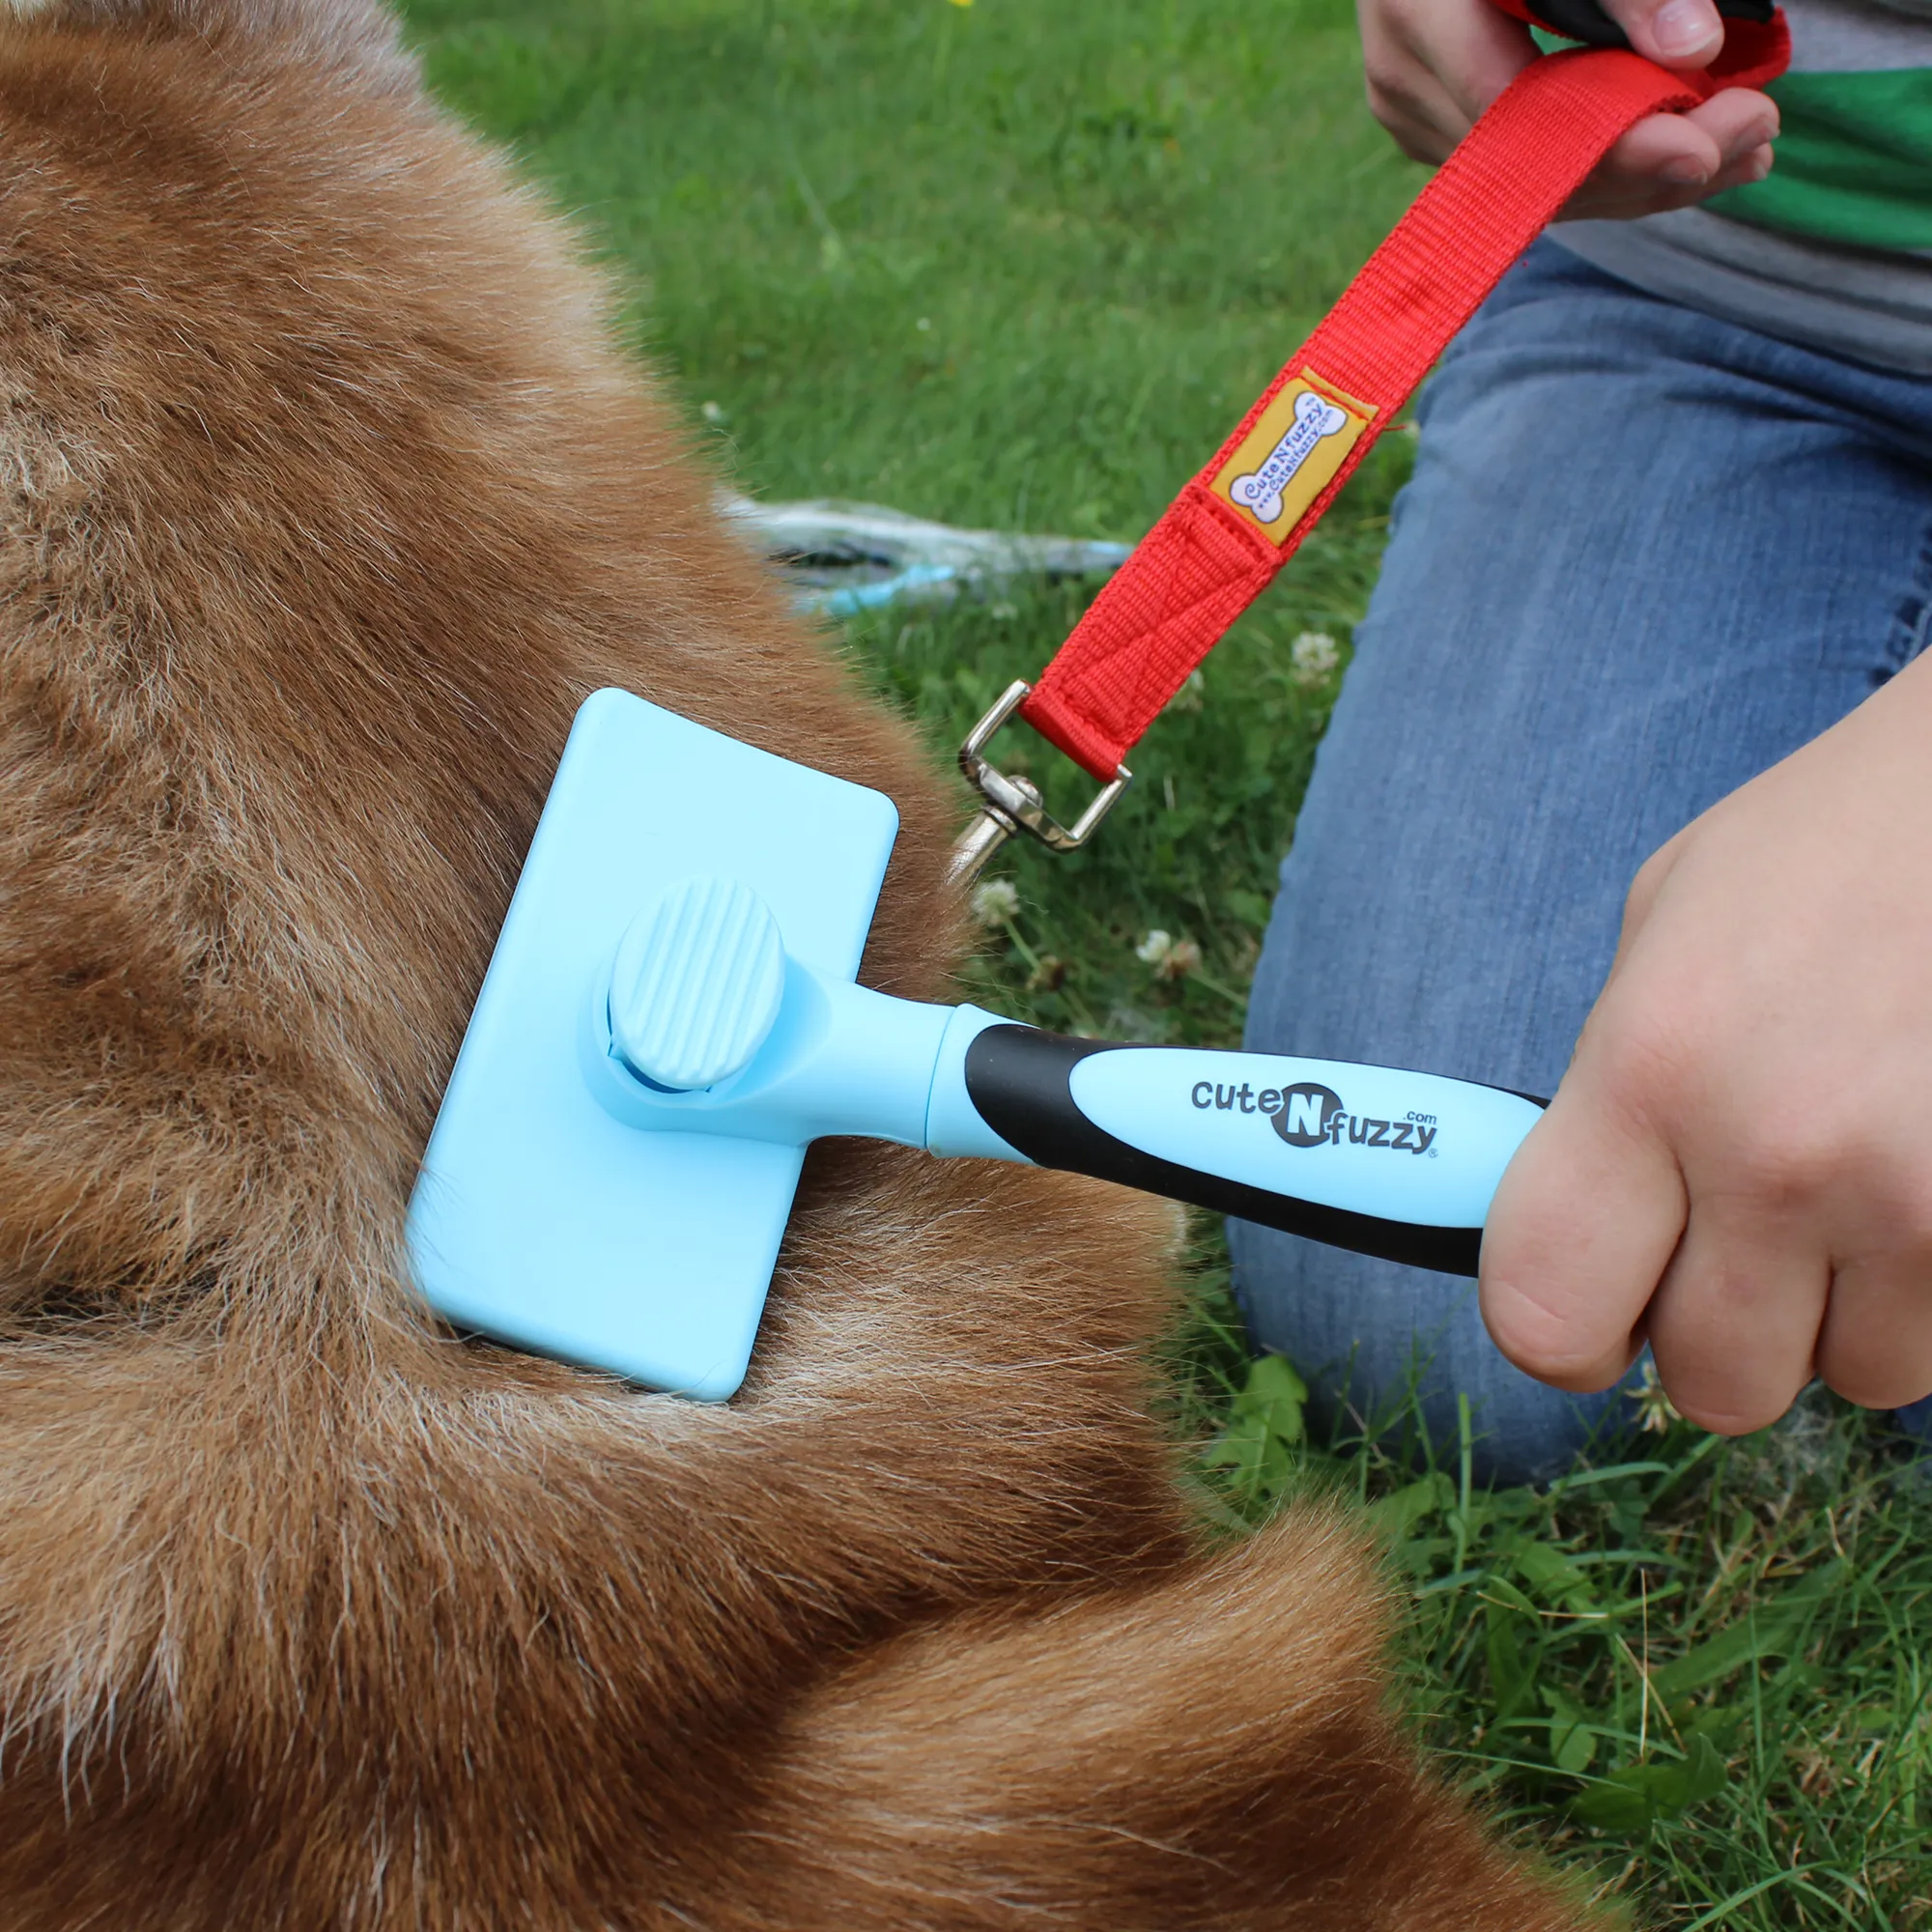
1228,389,1350,526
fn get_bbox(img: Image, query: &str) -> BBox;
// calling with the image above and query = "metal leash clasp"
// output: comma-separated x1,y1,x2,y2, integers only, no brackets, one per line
949,679,1132,888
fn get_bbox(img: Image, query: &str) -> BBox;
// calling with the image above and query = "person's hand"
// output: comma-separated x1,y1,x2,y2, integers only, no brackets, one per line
1358,0,1778,219
1481,651,1932,1433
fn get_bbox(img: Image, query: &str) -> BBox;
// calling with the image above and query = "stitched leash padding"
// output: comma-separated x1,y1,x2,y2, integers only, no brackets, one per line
1017,28,1789,782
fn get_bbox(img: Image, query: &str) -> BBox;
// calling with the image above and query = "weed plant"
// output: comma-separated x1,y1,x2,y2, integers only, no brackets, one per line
406,0,1932,1919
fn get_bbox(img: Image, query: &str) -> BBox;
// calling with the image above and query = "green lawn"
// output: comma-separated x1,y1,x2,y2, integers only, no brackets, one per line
401,2,1932,1921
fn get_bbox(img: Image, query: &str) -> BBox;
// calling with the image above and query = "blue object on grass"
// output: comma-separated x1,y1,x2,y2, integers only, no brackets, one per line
803,561,959,615
721,496,1131,613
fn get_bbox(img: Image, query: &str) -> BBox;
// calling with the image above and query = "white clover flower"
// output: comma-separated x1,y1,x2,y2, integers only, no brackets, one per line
1135,929,1201,980
971,878,1020,925
700,400,725,424
1290,630,1341,687
1171,668,1207,713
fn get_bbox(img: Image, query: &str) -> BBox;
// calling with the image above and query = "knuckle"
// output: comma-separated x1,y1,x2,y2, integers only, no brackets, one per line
1724,1093,1869,1207
1361,73,1402,125
1586,1006,1696,1128
1359,61,1413,117
1722,1139,1826,1212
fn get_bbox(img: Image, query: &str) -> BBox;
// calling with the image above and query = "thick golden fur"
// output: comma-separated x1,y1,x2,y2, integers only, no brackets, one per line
0,4,1597,1925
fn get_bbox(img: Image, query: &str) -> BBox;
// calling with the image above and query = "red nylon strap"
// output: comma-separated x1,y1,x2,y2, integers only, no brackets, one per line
1019,31,1789,781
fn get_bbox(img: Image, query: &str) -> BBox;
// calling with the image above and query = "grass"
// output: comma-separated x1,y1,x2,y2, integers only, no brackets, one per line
1174,1283,1932,1926
401,1,1932,1921
404,0,1420,1043
403,0,1418,533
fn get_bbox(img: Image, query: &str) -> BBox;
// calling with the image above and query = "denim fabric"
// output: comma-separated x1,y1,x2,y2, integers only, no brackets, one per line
1232,240,1932,1486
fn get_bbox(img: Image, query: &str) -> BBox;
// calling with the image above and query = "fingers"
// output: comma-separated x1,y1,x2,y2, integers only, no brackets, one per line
1358,0,1539,163
1357,0,1777,213
1484,660,1932,1436
1481,1075,1688,1394
1560,89,1778,220
1602,0,1724,68
1486,1005,1931,1432
1616,90,1778,186
1654,1194,1932,1427
1643,1197,1828,1433
1487,1072,1932,1431
1817,1250,1932,1412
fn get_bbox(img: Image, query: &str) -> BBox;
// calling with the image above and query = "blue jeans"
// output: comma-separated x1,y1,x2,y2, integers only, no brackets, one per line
1232,240,1932,1485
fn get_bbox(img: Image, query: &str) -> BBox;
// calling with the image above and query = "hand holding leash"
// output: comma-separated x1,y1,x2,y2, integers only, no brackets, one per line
1361,0,1777,219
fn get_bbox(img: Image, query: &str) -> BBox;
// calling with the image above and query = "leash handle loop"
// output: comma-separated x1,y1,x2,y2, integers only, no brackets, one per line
974,22,1787,806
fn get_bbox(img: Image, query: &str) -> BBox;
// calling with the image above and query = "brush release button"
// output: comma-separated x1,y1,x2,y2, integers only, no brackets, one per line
608,876,786,1093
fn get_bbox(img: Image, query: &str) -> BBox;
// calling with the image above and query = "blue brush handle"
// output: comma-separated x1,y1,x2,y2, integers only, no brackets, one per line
586,899,1545,1280
923,1014,1544,1277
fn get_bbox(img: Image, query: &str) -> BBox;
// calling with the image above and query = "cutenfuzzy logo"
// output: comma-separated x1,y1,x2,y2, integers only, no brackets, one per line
1227,391,1349,525
1211,370,1375,543
1188,1078,1438,1155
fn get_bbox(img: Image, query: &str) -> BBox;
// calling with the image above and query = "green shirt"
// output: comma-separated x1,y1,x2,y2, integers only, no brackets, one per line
1551,0,1932,373
1717,0,1932,251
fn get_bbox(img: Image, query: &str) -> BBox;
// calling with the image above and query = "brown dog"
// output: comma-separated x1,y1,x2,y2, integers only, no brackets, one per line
0,3,1598,1925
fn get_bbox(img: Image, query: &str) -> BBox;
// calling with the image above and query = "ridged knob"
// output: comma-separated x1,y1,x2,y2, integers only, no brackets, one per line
608,877,786,1093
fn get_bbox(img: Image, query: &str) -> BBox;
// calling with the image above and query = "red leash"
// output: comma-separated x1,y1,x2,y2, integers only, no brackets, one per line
955,16,1789,872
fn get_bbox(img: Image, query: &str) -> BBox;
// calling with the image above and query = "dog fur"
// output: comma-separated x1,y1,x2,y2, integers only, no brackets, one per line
0,3,1600,1925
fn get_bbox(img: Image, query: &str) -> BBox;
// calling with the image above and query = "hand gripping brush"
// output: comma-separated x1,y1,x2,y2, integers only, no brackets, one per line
406,691,1546,1398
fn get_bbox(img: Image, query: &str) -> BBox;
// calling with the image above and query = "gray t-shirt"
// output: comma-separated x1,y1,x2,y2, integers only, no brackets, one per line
1551,0,1932,371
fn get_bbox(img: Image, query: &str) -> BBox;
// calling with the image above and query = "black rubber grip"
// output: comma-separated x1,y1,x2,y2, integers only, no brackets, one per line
962,1025,1484,1277
1523,0,1771,47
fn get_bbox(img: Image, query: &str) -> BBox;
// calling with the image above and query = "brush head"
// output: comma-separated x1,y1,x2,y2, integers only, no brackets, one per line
407,691,899,1398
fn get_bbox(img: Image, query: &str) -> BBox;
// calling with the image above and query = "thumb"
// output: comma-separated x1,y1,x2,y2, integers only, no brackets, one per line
1602,0,1725,67
1480,1067,1688,1393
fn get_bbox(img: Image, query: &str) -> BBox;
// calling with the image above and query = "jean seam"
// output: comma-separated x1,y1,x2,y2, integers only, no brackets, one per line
1882,504,1932,675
